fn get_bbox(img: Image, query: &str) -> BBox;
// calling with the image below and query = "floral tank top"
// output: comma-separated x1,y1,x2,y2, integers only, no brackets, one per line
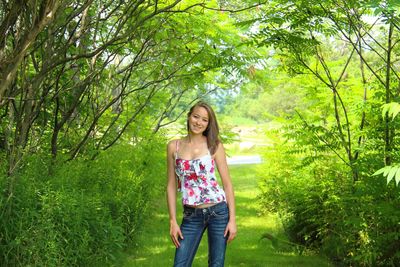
175,141,226,206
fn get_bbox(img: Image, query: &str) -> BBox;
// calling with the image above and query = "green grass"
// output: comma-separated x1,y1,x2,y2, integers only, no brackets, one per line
220,115,259,127
223,122,275,157
116,164,333,267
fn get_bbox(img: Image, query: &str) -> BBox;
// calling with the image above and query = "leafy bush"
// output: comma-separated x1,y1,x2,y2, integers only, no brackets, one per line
0,138,165,266
258,129,400,266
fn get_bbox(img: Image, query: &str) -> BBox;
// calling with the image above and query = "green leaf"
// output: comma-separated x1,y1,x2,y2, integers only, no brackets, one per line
388,0,400,7
395,167,400,186
381,102,400,120
391,105,400,120
386,166,398,185
381,103,390,118
383,166,392,177
373,165,400,186
372,166,387,176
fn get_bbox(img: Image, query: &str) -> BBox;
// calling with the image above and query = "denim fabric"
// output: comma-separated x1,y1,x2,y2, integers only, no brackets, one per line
173,201,229,267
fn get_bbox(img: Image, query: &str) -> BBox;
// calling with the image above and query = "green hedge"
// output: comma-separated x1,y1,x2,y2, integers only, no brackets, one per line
258,139,400,266
0,139,165,266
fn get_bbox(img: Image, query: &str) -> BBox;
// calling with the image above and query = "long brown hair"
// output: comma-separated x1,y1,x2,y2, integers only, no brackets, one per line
187,101,220,154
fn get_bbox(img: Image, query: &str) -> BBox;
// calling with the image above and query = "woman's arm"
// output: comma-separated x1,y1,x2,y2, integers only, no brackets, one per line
166,140,183,248
214,142,237,243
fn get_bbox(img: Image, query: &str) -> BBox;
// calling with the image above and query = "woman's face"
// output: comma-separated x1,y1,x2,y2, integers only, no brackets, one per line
188,106,209,135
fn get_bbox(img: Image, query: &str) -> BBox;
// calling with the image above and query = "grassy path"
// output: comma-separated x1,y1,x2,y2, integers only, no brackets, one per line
117,164,333,267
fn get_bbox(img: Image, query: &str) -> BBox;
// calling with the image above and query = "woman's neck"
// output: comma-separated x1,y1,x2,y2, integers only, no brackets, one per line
186,133,206,144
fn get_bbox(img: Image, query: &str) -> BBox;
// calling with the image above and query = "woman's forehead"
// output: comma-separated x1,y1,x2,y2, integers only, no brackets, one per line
192,106,209,118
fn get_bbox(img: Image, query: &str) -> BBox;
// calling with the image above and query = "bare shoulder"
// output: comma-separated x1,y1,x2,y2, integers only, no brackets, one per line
217,141,226,151
213,141,226,157
167,139,176,149
167,139,181,154
167,139,177,147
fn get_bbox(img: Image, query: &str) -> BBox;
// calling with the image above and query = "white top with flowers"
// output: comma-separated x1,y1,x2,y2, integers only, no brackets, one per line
175,142,226,206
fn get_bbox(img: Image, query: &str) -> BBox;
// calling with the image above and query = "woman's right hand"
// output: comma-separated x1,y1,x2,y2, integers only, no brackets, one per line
170,221,183,248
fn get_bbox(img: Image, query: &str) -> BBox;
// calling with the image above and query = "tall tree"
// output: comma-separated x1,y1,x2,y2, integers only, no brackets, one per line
246,0,400,184
0,0,248,180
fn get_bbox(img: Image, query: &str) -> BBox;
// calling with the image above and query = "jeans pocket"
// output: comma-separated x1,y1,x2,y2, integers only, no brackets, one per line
183,209,195,219
211,207,229,219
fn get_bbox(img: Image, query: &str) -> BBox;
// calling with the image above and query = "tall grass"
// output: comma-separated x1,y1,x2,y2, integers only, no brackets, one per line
0,139,165,266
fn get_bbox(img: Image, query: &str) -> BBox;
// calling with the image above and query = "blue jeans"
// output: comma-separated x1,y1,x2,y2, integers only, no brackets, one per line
173,201,229,267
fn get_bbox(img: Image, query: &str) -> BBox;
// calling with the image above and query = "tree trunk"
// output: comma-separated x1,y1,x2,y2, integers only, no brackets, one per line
384,22,393,166
0,1,61,103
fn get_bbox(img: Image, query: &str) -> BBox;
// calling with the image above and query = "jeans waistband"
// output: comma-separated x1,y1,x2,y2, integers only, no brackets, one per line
183,201,227,213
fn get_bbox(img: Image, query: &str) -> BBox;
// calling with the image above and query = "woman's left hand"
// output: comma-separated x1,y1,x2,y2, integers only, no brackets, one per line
224,220,237,243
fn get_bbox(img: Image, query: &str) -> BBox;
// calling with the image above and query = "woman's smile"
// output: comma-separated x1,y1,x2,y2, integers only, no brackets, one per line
188,106,209,134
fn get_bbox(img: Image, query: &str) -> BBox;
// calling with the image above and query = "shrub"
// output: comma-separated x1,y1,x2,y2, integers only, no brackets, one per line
258,133,400,266
0,138,165,266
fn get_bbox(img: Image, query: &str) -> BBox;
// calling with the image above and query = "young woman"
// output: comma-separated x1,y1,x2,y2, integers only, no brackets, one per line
167,101,237,267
